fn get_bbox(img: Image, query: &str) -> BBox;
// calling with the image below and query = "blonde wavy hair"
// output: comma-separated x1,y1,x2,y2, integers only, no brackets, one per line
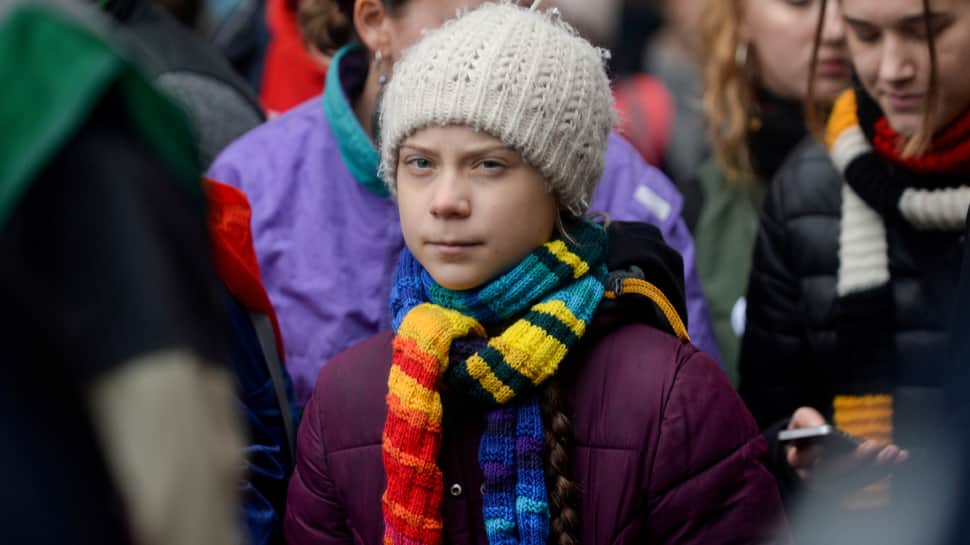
699,0,752,183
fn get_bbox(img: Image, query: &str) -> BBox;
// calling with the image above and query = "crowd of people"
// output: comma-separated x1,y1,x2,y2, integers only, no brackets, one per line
3,0,970,544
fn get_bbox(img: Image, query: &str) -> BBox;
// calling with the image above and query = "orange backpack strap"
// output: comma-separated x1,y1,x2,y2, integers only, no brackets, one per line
604,273,690,342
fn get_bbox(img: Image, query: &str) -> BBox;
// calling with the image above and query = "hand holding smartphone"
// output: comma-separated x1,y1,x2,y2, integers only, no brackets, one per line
779,408,909,491
777,424,864,457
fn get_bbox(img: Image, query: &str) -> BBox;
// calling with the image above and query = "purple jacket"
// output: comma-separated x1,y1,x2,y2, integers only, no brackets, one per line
207,46,719,405
285,323,787,544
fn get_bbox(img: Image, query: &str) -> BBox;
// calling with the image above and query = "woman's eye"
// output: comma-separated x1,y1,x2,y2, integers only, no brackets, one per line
783,0,812,7
907,18,950,41
477,159,506,172
849,23,880,43
407,157,433,170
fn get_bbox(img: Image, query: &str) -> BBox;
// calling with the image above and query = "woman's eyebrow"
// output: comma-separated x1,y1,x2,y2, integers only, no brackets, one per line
898,11,950,27
399,144,437,155
461,144,516,155
843,11,949,28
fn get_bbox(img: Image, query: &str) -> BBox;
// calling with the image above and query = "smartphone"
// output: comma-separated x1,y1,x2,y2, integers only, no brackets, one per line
777,425,864,455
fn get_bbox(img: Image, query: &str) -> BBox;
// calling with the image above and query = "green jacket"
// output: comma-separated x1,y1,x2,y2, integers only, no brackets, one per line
692,159,766,386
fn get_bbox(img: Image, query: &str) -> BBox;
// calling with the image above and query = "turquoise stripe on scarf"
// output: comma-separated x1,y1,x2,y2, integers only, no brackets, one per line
322,44,389,197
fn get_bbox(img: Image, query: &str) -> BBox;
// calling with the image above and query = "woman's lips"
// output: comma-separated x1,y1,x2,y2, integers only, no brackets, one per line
885,93,924,112
426,241,481,257
816,59,850,78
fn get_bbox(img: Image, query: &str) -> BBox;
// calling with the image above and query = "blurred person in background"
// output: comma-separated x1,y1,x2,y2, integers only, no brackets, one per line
102,0,265,167
103,2,297,543
16,3,295,544
626,0,709,189
207,0,721,407
691,0,852,385
0,1,243,544
739,0,970,541
260,0,328,115
204,0,270,91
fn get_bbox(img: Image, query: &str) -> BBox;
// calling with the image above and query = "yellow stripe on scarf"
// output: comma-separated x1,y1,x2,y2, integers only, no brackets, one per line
387,367,442,422
397,304,484,370
826,89,859,149
465,354,518,403
833,394,893,445
546,240,590,278
532,300,586,337
461,300,587,403
833,394,894,511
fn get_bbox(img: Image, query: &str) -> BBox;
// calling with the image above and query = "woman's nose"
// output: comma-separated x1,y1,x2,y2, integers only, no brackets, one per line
821,1,847,45
878,37,917,85
429,174,471,218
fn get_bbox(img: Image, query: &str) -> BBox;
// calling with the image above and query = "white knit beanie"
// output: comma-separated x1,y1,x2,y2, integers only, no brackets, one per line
379,1,616,216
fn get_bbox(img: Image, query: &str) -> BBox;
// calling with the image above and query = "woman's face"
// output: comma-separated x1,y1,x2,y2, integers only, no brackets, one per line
841,0,970,137
395,126,558,291
742,0,852,102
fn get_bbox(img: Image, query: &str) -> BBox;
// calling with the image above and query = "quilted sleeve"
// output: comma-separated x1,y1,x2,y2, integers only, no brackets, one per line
284,392,354,545
645,350,791,545
737,161,829,430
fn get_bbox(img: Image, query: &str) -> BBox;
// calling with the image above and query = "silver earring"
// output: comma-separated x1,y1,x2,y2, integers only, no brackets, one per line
375,50,388,86
734,41,749,71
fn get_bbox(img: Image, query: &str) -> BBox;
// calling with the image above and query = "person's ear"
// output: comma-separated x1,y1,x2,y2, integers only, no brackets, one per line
354,0,392,57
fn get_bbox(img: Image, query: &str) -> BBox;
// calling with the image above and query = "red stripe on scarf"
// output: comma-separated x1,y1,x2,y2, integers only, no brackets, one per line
873,108,970,175
391,336,443,391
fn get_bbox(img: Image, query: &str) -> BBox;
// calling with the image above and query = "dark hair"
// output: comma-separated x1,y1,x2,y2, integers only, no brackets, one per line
807,0,939,156
297,0,408,54
541,376,581,544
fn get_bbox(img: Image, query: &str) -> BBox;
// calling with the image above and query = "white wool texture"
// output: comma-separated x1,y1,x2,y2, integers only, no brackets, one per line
379,2,616,215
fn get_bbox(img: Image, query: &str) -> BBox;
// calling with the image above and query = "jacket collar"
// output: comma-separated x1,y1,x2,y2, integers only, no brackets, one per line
323,43,389,197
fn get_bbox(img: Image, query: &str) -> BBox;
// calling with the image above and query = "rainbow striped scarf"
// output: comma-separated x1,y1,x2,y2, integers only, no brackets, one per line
382,219,608,545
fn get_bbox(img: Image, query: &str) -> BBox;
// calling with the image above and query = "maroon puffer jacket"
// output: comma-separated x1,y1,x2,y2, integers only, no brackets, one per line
285,321,789,545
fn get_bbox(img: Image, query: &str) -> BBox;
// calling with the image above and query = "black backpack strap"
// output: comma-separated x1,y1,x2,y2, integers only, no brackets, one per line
249,312,296,458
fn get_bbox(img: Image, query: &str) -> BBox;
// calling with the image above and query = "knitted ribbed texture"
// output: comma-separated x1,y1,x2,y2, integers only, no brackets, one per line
833,394,894,510
383,219,607,545
826,89,970,296
872,106,970,175
378,2,615,216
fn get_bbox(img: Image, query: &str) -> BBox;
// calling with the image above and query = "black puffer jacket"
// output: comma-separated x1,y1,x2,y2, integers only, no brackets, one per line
738,138,965,447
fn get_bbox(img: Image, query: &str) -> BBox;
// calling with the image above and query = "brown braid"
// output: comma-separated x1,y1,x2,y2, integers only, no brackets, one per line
541,376,581,545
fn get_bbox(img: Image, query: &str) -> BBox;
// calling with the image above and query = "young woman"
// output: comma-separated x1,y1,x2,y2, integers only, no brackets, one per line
739,0,968,521
691,0,852,384
206,0,720,406
284,4,786,544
